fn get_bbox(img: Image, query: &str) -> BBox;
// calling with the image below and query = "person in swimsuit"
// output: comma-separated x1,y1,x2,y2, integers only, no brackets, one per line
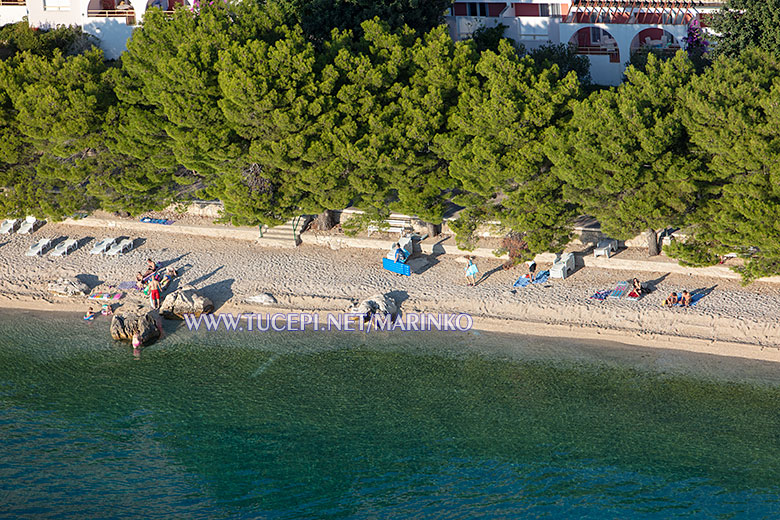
148,276,162,309
465,256,479,286
144,258,157,278
526,260,537,282
101,303,113,316
680,290,692,307
160,267,177,290
84,307,95,320
663,292,678,307
632,278,643,294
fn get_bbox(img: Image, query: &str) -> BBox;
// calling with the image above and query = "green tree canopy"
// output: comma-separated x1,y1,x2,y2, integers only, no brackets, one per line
710,0,780,58
672,48,780,281
436,39,581,256
271,0,452,42
548,52,703,254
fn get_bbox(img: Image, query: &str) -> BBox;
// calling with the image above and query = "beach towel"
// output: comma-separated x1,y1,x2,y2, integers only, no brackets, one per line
513,270,549,287
590,290,610,301
117,281,137,291
88,292,123,301
626,289,641,300
513,275,531,288
608,281,629,299
140,217,175,225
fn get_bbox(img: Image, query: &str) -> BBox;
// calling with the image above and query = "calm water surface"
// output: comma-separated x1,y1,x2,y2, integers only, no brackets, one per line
1,310,779,519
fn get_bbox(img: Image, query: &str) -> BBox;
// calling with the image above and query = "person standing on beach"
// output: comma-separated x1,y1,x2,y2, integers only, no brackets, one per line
526,259,537,282
465,256,479,286
148,276,162,309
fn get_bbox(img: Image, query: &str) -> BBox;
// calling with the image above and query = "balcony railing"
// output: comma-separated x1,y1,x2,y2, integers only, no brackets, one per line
86,9,136,24
0,0,27,5
573,45,621,62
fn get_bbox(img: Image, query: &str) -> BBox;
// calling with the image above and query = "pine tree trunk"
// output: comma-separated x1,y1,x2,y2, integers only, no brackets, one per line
426,222,441,237
647,228,660,257
314,210,336,231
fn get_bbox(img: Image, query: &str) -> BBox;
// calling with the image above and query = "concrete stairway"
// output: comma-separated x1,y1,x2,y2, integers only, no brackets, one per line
258,217,310,248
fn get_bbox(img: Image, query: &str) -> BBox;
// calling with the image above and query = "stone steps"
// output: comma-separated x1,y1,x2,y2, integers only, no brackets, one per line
258,217,309,247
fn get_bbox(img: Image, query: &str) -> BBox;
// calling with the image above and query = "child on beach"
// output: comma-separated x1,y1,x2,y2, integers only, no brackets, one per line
84,307,95,320
663,292,678,307
148,276,162,309
465,256,479,286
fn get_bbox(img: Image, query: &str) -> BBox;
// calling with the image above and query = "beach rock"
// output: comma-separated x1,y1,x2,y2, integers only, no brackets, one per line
159,284,214,319
110,305,161,345
349,293,399,321
47,277,90,296
246,293,277,306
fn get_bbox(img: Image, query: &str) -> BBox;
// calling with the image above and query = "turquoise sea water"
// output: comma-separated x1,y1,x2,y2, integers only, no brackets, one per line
1,310,779,519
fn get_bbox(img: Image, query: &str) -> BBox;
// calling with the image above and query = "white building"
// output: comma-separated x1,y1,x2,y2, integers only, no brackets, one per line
2,0,720,81
0,0,189,59
446,1,722,85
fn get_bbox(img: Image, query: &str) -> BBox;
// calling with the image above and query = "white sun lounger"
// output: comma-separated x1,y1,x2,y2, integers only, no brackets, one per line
105,238,133,256
0,219,20,234
25,238,51,256
90,237,117,255
50,238,79,257
17,216,41,235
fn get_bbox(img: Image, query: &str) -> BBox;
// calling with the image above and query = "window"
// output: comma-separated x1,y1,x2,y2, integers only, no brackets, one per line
467,2,488,17
540,4,561,17
590,27,601,44
44,0,70,9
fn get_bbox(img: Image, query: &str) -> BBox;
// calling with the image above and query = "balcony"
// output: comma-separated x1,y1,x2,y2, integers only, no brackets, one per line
87,0,136,24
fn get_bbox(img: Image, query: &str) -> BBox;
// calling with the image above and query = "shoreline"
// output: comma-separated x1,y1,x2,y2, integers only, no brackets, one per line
3,218,780,364
4,295,780,366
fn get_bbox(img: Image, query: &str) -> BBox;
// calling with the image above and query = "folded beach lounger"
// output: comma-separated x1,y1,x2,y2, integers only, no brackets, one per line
608,281,629,299
90,237,117,255
25,238,51,256
382,257,411,276
17,216,41,234
0,219,20,234
105,238,133,256
50,238,78,257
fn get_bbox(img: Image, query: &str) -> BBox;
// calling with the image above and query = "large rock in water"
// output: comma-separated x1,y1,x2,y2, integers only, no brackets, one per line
349,293,399,321
47,277,90,296
159,284,214,319
110,305,161,345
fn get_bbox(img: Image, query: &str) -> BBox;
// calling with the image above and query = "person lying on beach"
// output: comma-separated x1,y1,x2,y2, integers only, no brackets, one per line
84,307,95,320
160,267,177,290
680,290,692,307
663,292,678,307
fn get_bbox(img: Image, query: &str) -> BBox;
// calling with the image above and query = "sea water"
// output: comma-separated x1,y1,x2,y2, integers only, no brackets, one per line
0,310,779,519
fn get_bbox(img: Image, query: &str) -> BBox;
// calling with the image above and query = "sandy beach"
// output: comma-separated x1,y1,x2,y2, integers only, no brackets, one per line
2,217,780,362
